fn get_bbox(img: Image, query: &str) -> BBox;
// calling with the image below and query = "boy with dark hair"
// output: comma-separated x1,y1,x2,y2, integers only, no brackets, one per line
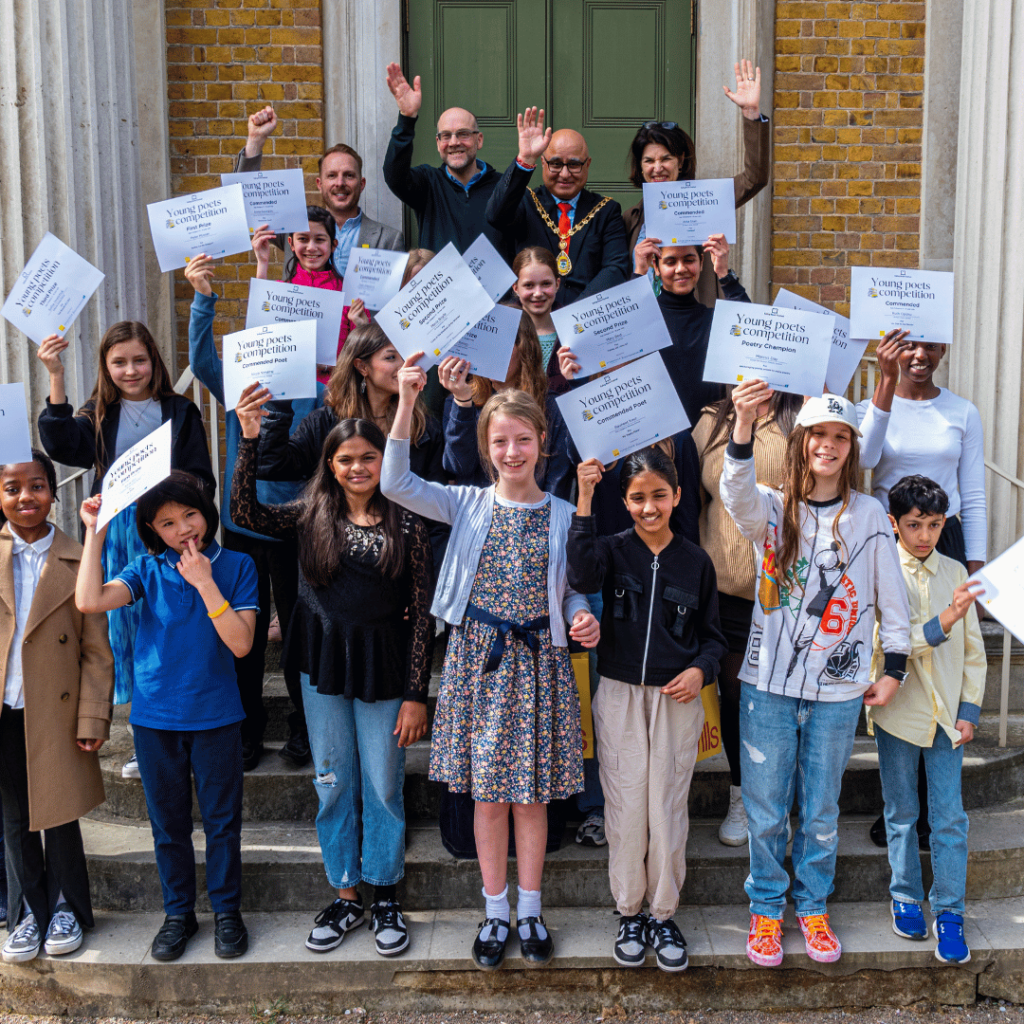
869,474,986,964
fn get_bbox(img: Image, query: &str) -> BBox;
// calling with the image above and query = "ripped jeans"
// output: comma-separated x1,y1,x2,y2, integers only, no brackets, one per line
302,674,406,889
739,683,862,919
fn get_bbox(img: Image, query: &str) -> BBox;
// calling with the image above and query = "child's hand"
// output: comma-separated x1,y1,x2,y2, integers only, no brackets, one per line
863,674,901,707
705,233,730,278
347,297,369,328
954,720,975,746
952,580,984,622
438,355,473,401
184,253,215,296
251,225,275,266
876,329,911,381
37,334,69,375
576,459,604,502
79,496,103,532
394,700,428,748
557,346,581,381
569,609,600,648
633,236,661,276
235,381,272,439
77,738,105,753
661,667,704,703
396,353,427,402
731,378,773,440
177,539,213,590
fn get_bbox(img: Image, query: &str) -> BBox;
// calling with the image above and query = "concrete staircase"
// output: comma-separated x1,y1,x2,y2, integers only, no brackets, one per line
0,628,1021,1017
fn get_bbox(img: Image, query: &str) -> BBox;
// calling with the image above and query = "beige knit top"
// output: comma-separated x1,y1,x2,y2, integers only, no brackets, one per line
691,406,789,599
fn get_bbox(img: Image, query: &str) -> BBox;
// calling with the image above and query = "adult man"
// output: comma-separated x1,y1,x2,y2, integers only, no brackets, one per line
486,109,631,307
382,63,510,260
235,105,404,275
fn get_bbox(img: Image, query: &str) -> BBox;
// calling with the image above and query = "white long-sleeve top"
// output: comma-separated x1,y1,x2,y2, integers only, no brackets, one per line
856,390,987,562
720,442,911,702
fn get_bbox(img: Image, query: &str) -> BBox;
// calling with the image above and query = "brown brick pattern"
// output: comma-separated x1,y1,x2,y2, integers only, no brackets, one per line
771,2,925,316
165,0,325,372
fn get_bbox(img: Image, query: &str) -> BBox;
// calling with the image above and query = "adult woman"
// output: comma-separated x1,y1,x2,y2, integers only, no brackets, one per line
623,60,769,305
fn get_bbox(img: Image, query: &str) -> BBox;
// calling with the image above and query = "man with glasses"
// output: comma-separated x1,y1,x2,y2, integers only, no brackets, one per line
383,63,511,260
486,108,631,307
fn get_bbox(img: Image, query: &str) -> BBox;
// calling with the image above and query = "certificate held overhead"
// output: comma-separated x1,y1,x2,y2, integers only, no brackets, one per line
146,184,253,272
222,320,318,410
343,248,409,311
246,278,347,366
849,266,954,345
96,420,172,531
642,178,737,245
220,169,310,236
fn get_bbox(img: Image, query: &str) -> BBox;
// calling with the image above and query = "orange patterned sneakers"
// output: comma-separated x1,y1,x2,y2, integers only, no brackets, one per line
746,914,784,967
798,913,842,962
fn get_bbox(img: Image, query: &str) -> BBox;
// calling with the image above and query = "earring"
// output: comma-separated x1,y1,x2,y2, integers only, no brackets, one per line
360,376,367,394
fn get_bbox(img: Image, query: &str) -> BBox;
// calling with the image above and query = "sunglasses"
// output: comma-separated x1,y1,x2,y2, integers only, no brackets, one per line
641,121,678,130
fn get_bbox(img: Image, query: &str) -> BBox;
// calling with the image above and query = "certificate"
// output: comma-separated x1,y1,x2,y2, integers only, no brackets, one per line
342,248,409,310
774,288,868,394
220,169,310,235
443,303,522,381
703,300,833,396
96,421,172,531
642,178,736,245
376,242,494,363
849,266,954,344
550,277,671,377
146,184,252,272
1,233,105,345
970,536,1024,643
0,384,33,464
222,320,317,411
463,233,516,302
246,278,346,365
556,352,689,465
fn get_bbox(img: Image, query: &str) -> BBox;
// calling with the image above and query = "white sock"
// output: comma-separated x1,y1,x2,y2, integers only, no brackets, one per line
55,890,65,908
480,886,509,943
517,887,547,939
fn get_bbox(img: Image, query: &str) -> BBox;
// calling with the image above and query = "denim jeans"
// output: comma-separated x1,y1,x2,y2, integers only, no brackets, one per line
578,591,605,817
740,684,861,918
302,674,406,889
875,724,968,915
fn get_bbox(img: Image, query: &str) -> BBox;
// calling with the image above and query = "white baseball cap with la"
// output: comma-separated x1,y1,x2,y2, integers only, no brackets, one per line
794,394,862,437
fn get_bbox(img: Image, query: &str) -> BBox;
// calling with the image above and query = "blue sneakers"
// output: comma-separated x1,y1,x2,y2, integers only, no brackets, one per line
891,900,927,940
933,911,971,964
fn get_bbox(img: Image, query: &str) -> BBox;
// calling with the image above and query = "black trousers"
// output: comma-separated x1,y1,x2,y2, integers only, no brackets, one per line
0,707,93,931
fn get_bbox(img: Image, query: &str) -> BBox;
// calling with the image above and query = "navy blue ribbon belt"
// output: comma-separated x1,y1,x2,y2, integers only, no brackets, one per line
464,604,550,673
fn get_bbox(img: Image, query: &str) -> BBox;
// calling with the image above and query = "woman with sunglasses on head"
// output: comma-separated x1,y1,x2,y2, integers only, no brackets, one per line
623,61,770,305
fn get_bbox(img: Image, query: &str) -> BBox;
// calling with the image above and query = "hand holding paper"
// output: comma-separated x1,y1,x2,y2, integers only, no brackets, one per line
96,420,173,531
234,381,273,440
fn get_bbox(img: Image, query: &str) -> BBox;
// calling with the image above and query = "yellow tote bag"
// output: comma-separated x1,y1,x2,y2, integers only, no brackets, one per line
571,652,595,759
696,683,723,763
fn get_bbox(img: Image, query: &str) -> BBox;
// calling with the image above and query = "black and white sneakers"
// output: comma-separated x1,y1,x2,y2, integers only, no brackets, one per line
645,916,688,972
613,912,648,966
305,897,365,952
369,899,410,956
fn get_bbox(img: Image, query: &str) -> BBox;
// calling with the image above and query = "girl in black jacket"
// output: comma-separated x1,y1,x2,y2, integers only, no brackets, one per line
566,446,725,975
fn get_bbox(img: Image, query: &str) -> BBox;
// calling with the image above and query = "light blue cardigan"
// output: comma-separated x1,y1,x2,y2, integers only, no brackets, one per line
382,437,588,645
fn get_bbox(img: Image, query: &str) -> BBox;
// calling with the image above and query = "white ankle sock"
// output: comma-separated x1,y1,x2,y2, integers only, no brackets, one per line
482,885,510,923
517,887,547,939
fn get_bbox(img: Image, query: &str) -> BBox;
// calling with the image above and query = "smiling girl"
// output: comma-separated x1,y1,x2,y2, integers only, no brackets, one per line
511,247,564,391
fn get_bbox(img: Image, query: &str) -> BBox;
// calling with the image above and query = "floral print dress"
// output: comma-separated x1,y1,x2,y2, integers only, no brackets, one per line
429,495,584,803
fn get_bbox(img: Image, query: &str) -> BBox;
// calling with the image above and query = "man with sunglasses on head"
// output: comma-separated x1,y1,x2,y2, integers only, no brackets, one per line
383,62,512,261
485,108,631,308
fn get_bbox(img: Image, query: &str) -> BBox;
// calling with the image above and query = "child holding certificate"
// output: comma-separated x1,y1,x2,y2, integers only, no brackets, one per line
565,447,726,972
510,248,566,393
720,384,911,967
382,360,599,971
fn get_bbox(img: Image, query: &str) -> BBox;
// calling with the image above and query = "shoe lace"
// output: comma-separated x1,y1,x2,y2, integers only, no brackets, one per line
14,914,39,941
752,916,781,941
373,901,402,930
50,908,77,935
801,914,833,940
650,918,683,947
619,914,645,942
316,899,358,927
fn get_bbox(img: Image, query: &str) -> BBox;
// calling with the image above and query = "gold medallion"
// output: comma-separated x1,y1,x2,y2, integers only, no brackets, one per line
556,251,572,276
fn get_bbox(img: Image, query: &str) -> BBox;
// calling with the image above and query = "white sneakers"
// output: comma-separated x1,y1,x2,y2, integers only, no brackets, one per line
718,784,749,846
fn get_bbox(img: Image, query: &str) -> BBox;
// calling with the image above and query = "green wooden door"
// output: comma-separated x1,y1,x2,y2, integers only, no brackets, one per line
404,0,695,242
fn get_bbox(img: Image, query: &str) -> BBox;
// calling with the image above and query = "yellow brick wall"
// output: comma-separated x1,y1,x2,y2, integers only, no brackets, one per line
165,0,325,373
771,1,925,315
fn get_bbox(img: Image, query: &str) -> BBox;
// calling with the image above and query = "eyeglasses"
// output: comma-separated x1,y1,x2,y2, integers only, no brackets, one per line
642,121,678,130
435,129,480,143
543,157,590,175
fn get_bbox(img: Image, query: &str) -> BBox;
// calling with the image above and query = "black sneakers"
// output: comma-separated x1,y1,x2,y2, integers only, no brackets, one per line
369,899,410,956
305,897,365,952
214,911,249,958
645,916,688,972
613,912,648,966
150,912,199,961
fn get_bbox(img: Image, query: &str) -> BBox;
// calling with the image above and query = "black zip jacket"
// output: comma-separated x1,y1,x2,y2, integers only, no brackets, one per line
566,516,726,687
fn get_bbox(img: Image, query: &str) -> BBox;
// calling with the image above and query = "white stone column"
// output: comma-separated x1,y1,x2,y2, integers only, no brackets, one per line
0,0,149,530
950,0,1024,558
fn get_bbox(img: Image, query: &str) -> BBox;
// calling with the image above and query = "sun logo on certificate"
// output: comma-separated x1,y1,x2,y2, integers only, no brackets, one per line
868,287,879,297
399,318,411,330
21,307,31,317
166,219,175,229
234,352,244,363
581,409,594,422
612,449,620,457
730,325,742,336
573,323,584,335
351,262,360,274
658,200,668,209
262,301,271,312
58,324,65,331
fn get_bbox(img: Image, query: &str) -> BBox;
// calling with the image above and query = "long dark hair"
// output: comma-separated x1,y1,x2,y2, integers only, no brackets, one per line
620,445,679,498
698,393,803,458
296,419,407,585
285,206,342,283
628,123,696,188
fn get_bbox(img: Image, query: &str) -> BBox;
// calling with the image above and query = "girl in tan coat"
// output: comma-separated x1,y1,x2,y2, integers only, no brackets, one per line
0,450,113,962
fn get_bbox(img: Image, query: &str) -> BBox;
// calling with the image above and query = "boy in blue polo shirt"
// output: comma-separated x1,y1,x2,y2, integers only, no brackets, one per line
76,471,258,962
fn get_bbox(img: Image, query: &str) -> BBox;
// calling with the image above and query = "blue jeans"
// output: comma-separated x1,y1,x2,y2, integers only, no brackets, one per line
875,725,968,915
740,685,861,918
578,591,605,817
302,674,406,889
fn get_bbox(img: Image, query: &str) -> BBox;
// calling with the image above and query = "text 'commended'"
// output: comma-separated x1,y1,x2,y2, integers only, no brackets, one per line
220,169,311,235
642,178,736,245
849,266,954,345
246,278,347,365
222,321,317,411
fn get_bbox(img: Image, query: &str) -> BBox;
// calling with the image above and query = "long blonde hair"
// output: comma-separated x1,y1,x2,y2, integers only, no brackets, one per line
475,388,548,483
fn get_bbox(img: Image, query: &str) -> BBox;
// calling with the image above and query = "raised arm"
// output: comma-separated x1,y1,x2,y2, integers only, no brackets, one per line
185,258,225,405
719,379,777,545
723,60,771,208
382,63,430,208
75,498,133,614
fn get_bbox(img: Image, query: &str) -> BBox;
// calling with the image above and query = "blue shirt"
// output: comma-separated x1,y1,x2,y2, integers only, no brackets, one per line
445,159,486,193
558,191,581,226
332,210,363,279
116,541,259,731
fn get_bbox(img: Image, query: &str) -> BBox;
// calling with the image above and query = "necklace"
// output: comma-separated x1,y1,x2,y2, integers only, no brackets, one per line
527,189,611,276
120,397,156,429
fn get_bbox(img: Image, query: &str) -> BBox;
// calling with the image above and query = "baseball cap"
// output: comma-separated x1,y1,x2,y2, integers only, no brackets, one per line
795,394,862,437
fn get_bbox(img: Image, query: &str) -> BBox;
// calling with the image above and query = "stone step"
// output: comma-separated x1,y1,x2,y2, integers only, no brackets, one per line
82,800,1024,913
0,899,1019,1017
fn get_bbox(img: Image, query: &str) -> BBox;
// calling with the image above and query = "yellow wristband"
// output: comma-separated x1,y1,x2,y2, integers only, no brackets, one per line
208,600,230,619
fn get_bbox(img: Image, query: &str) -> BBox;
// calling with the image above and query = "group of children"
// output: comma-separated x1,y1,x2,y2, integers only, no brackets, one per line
0,191,986,977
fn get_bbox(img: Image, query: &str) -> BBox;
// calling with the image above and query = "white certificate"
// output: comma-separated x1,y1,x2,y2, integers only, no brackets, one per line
96,420,172,531
444,303,522,382
970,536,1024,643
703,300,833,397
245,278,346,365
222,320,317,411
343,248,409,310
550,276,672,377
376,242,494,363
0,384,33,464
463,233,516,302
849,266,954,344
774,288,868,395
556,352,690,465
146,184,252,272
1,233,105,345
642,178,736,245
220,169,310,235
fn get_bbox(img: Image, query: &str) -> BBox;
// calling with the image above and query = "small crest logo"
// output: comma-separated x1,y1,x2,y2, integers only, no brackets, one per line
262,302,271,312
399,318,411,330
868,287,878,298
234,352,243,362
612,448,620,457
581,409,594,422
58,324,65,331
658,200,668,209
573,323,584,334
827,397,843,414
351,262,360,274
21,307,31,317
166,219,175,229
730,324,742,336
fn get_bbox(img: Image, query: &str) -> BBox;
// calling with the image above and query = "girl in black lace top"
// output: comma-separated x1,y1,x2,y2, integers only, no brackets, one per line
231,383,433,958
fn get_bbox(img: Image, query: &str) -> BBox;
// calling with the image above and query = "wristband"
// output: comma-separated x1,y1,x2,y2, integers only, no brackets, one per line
516,158,536,171
208,600,230,619
887,668,908,687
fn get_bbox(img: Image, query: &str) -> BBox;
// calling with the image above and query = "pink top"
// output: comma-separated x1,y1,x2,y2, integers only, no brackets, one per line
289,264,351,383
